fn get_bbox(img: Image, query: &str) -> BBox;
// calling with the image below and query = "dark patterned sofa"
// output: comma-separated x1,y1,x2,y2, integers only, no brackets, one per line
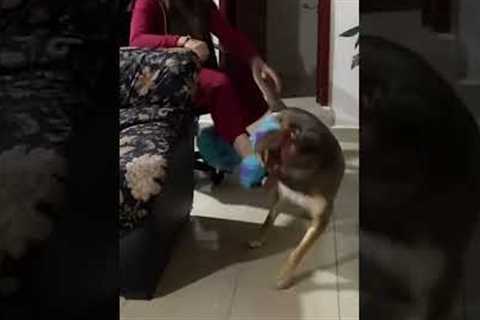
119,47,199,299
0,1,120,318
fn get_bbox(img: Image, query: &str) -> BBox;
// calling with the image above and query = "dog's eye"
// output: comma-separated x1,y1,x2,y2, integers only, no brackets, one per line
290,128,300,138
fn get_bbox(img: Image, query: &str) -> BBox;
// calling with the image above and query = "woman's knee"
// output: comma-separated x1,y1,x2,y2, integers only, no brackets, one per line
201,69,233,90
214,74,234,92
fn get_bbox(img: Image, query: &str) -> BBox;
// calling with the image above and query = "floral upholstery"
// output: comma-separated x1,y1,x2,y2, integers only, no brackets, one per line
0,71,71,270
119,47,199,235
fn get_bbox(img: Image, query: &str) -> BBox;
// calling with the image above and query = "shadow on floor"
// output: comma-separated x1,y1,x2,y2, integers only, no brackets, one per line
195,167,359,216
180,171,359,294
154,216,300,297
154,212,357,299
195,174,314,220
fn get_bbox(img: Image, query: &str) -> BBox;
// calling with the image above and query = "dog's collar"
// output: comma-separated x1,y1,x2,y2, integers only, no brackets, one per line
259,129,295,188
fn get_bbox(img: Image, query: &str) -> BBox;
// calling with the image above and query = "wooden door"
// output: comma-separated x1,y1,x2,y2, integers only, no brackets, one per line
221,0,331,106
219,0,266,65
317,0,331,106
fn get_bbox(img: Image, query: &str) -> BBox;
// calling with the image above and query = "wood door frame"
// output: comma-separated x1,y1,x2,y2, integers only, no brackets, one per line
317,0,332,106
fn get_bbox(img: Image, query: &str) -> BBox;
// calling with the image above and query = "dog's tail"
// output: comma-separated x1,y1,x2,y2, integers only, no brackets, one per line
252,67,288,112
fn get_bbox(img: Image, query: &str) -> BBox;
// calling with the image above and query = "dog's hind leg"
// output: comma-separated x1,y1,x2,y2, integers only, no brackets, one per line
249,187,281,249
276,197,331,289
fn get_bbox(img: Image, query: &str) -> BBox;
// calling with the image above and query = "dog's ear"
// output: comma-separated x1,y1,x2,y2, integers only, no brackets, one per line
255,130,288,155
289,127,301,140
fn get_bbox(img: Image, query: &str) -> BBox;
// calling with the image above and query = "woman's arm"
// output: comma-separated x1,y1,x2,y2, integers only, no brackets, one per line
209,5,282,93
208,5,259,64
129,0,181,48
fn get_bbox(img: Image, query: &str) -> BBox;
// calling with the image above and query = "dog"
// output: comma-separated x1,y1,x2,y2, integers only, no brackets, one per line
248,68,346,289
360,35,480,320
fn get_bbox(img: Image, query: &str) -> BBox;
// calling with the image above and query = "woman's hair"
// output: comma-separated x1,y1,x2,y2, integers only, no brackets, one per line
168,0,213,40
127,0,212,38
168,0,218,68
128,0,217,67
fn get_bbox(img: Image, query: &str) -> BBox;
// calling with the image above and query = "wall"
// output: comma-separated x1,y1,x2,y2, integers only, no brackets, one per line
265,0,317,97
330,0,359,126
265,0,359,126
362,6,480,123
210,0,359,127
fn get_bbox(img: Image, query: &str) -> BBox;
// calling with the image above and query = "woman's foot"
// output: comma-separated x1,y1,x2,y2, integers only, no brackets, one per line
198,130,267,188
197,126,241,172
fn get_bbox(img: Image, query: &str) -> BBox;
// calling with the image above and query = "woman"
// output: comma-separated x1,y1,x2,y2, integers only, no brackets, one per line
129,0,282,188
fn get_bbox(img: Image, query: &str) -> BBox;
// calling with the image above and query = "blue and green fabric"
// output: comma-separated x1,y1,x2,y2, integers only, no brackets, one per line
197,114,282,189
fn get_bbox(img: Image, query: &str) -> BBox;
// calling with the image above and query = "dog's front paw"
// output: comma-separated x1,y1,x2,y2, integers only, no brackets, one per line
248,240,264,249
275,265,294,289
275,274,294,289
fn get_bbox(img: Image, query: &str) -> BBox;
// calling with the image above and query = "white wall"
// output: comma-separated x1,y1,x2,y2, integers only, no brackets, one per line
331,0,359,126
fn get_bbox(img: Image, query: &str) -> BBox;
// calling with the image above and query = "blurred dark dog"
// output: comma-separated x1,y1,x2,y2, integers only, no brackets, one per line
361,35,480,320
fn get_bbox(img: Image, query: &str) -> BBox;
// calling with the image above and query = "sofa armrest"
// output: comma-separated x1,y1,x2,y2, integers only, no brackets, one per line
119,47,199,234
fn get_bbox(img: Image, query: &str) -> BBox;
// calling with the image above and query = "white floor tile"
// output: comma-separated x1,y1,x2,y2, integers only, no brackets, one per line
230,230,340,320
333,169,359,320
120,297,127,312
121,266,237,320
121,217,242,320
337,258,359,319
229,283,339,320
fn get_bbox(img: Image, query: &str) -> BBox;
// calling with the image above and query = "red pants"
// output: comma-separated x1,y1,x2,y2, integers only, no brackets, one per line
194,65,268,143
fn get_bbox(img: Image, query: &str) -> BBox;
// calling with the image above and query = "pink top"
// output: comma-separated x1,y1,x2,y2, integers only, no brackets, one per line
129,0,259,64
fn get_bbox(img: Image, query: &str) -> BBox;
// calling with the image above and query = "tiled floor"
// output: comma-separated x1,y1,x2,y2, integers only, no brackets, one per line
120,167,358,320
120,97,359,320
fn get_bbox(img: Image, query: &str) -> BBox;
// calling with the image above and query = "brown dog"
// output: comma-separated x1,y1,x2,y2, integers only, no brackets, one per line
249,71,345,289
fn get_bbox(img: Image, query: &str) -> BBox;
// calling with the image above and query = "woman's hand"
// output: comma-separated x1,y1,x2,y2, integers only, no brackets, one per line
179,37,210,63
250,56,282,95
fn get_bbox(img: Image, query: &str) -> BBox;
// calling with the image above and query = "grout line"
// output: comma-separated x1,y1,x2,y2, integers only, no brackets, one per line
332,216,342,320
225,266,241,320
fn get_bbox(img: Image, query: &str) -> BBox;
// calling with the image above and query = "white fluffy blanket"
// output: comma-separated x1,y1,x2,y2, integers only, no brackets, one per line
0,145,66,266
125,154,167,202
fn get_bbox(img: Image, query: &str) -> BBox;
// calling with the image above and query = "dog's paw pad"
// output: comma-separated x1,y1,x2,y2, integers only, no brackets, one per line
248,240,264,249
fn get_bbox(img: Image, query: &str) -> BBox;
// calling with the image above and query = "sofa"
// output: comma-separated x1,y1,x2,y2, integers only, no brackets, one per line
0,1,121,318
119,47,200,299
